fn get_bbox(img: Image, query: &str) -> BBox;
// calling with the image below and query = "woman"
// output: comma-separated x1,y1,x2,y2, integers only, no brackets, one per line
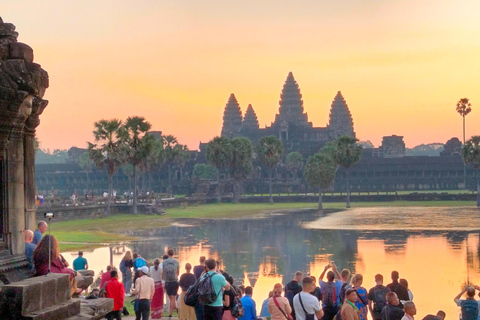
119,251,133,294
223,275,237,320
352,274,368,320
268,283,292,320
150,259,164,319
178,263,196,320
399,279,413,301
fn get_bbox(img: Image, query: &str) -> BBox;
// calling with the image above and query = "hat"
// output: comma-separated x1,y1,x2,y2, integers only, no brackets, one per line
345,288,357,296
140,266,149,274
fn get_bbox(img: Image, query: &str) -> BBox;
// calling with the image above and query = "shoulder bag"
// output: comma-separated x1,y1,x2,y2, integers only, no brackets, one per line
298,293,315,320
274,296,293,320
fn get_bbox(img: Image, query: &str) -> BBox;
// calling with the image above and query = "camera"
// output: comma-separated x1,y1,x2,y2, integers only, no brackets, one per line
44,212,54,218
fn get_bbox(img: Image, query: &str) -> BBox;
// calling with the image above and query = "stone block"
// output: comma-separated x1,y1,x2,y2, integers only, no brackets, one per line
9,42,34,62
77,270,94,277
1,279,42,316
79,298,113,318
75,275,93,290
22,275,57,309
47,273,71,304
25,299,80,320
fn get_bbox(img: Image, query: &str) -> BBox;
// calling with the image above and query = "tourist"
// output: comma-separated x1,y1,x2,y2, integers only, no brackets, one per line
194,256,206,280
293,276,324,320
339,269,352,304
268,283,292,320
239,286,257,320
310,276,322,302
238,285,245,298
319,263,342,306
105,269,125,320
101,266,114,290
260,291,274,317
387,272,409,302
149,258,164,319
202,258,230,320
454,285,478,320
178,263,196,320
24,229,36,265
163,248,180,317
381,292,404,320
131,266,155,320
162,254,171,314
32,221,47,245
120,251,133,295
73,251,89,271
319,269,341,320
341,288,360,320
351,274,368,320
223,274,237,320
399,279,413,301
285,271,304,319
367,274,391,320
401,302,416,320
133,253,147,287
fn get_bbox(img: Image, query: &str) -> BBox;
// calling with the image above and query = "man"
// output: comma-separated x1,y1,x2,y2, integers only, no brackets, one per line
341,288,360,320
339,268,352,304
194,256,206,280
454,286,478,320
32,221,47,245
422,311,446,320
131,266,155,320
105,269,125,320
319,267,341,320
293,276,324,320
386,271,409,302
381,292,404,320
401,302,416,320
24,230,36,265
239,286,257,320
162,248,180,317
368,274,391,320
286,271,304,320
73,251,89,271
202,258,230,320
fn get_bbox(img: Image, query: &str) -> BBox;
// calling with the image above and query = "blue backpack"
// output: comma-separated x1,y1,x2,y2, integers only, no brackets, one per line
461,299,478,320
134,257,146,270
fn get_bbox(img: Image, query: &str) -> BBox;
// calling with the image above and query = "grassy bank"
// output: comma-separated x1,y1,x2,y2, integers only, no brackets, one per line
52,200,476,250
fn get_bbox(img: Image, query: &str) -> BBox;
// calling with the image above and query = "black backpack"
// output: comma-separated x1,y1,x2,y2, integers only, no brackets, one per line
198,272,221,304
373,286,388,312
339,283,351,304
184,279,200,307
322,282,337,307
230,287,245,318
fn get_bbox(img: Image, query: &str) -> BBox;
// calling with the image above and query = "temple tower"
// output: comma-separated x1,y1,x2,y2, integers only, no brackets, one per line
273,72,309,127
242,104,259,131
221,93,243,138
327,91,355,139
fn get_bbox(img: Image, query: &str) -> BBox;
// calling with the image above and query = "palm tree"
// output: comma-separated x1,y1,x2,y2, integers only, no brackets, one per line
163,135,179,194
457,98,472,188
78,152,94,191
173,144,190,181
333,136,363,208
119,116,152,214
257,136,284,204
229,137,254,203
304,151,338,212
206,136,233,203
87,119,124,215
285,152,303,182
140,135,164,191
461,136,480,207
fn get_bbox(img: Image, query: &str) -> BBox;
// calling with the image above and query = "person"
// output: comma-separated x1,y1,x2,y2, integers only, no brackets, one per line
120,251,133,295
202,258,230,320
73,251,89,271
368,274,391,320
319,270,340,320
285,271,304,320
339,269,352,304
268,283,292,320
239,286,257,320
131,266,155,320
422,311,446,320
163,248,180,317
24,230,36,265
133,253,147,287
293,276,324,320
105,269,125,320
454,286,478,320
223,274,237,320
178,263,196,320
319,263,342,307
386,272,409,302
351,274,368,320
260,291,274,317
310,276,322,302
341,288,360,320
194,256,206,280
381,292,404,320
399,279,413,302
32,221,47,245
101,266,114,290
149,259,164,319
401,302,416,320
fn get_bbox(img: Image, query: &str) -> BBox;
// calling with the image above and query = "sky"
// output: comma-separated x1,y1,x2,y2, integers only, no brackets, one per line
2,0,480,151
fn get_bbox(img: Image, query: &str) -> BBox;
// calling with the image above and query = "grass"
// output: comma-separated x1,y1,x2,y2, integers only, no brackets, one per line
123,295,178,317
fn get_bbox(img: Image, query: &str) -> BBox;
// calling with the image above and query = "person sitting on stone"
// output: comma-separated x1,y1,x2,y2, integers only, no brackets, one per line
73,251,89,271
32,221,47,245
24,229,36,266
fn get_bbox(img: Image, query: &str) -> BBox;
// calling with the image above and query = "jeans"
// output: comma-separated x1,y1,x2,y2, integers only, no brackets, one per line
195,302,204,320
135,299,151,320
106,310,122,320
123,270,132,293
204,305,223,320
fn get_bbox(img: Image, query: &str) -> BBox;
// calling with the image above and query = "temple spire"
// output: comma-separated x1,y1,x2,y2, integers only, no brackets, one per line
242,104,259,131
221,93,243,138
273,72,309,127
328,91,355,139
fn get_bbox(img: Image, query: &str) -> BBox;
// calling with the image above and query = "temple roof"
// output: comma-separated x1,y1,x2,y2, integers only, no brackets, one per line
273,72,309,127
242,104,259,131
328,91,355,138
221,93,243,138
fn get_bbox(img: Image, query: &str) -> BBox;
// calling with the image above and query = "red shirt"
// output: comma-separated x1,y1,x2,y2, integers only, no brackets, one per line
100,272,112,289
105,278,125,311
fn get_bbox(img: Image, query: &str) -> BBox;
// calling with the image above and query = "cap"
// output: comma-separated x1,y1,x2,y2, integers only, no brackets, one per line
140,266,149,274
345,288,357,296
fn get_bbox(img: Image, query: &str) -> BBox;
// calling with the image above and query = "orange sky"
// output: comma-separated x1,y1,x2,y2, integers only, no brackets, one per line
2,1,480,150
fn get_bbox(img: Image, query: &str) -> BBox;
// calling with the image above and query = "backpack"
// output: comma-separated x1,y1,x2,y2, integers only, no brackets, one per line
322,282,337,307
373,286,388,312
461,299,478,320
184,279,200,307
134,258,146,269
164,259,177,282
339,282,351,304
198,272,221,304
230,287,245,318
119,260,127,274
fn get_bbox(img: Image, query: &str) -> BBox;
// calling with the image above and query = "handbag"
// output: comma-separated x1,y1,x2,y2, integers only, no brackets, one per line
273,296,293,320
298,292,315,320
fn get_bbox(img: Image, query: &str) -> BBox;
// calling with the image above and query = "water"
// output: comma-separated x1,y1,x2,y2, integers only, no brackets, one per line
61,207,480,319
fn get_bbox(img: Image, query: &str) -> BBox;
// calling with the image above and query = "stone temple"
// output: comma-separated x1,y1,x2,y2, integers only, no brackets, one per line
220,72,355,155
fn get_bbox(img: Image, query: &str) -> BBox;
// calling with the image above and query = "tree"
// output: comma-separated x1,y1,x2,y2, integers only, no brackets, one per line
173,144,190,181
206,136,233,203
304,151,338,212
457,98,472,188
285,152,303,182
140,135,164,191
192,163,218,180
461,136,480,207
229,137,254,203
333,136,363,208
119,116,152,214
78,152,94,191
257,135,284,204
87,119,124,215
163,135,179,194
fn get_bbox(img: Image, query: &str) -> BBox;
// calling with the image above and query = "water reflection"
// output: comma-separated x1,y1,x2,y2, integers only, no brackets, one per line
61,208,480,319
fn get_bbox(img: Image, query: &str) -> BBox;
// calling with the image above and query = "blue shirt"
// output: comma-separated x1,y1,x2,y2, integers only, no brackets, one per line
260,298,271,317
25,243,36,263
203,271,227,307
239,295,256,320
73,256,88,271
319,279,342,306
32,230,42,245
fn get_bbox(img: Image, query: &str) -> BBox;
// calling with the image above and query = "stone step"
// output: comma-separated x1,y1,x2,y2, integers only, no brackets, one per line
23,299,80,320
66,298,114,320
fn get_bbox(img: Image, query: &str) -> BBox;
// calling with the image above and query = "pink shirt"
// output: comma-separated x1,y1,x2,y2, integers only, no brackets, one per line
268,296,292,320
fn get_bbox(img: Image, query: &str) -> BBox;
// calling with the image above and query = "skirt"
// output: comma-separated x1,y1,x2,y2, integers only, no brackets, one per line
151,281,164,319
178,291,196,320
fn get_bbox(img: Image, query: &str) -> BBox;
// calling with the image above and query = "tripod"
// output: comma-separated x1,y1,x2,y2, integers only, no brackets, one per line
47,216,53,275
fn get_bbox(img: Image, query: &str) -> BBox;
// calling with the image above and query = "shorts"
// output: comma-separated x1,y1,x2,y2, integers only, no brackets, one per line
165,281,179,296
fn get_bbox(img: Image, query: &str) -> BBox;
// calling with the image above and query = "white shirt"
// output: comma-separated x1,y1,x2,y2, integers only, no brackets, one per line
293,292,322,320
150,265,163,282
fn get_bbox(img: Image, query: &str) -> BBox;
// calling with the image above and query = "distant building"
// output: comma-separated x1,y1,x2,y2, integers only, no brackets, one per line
380,135,406,158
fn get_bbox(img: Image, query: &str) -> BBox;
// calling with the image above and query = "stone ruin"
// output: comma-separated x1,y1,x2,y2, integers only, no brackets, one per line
0,17,112,319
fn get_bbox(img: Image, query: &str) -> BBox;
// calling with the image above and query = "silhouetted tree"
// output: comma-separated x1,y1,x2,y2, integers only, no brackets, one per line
462,136,480,207
304,150,338,212
285,152,303,182
206,136,233,203
229,137,254,203
457,98,472,187
257,135,284,204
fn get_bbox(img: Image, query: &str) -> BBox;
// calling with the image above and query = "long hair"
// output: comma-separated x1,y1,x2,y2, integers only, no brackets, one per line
33,234,59,267
122,251,132,261
154,258,160,271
